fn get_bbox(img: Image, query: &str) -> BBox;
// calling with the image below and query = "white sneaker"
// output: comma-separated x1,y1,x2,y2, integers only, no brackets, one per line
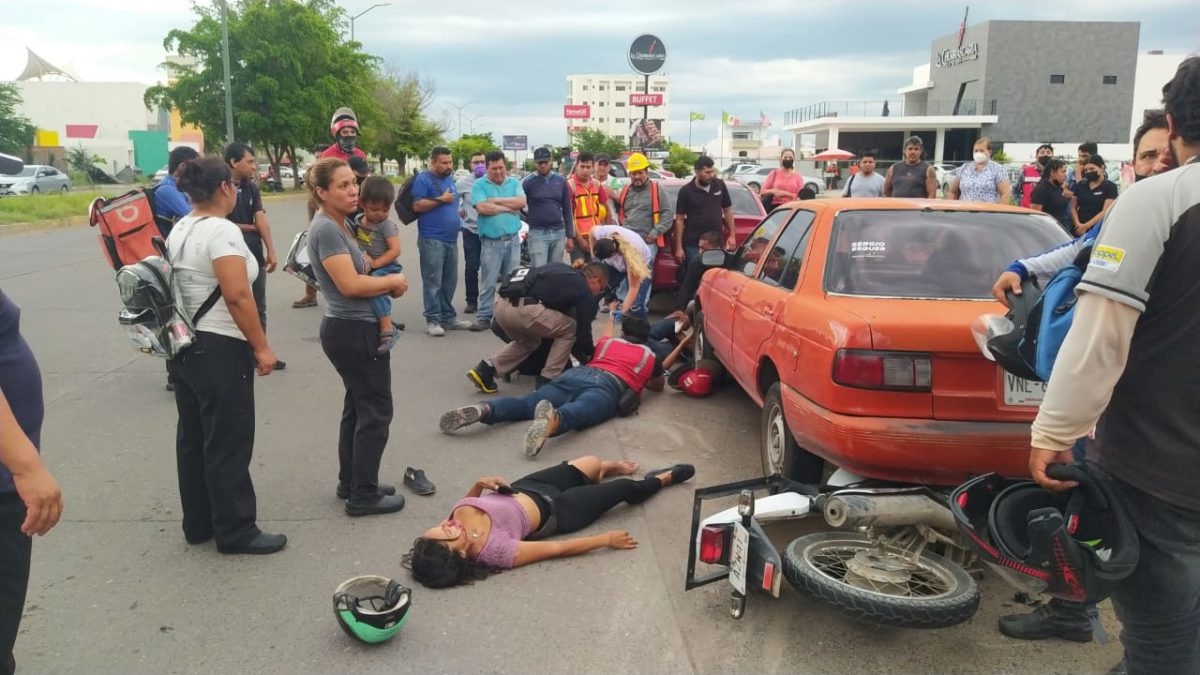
426,321,446,337
443,319,475,331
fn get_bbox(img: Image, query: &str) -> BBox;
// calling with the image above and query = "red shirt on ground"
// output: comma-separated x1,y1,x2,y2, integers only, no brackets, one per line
589,337,660,395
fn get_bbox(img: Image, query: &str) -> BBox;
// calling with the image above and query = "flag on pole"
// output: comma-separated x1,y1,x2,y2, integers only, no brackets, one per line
721,111,741,127
689,111,705,121
759,111,771,127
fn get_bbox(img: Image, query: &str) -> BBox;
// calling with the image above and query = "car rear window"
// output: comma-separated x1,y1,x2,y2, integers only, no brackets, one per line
661,183,760,217
824,209,1069,299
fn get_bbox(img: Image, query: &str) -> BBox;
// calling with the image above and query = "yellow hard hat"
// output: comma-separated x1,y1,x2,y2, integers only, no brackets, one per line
626,152,650,172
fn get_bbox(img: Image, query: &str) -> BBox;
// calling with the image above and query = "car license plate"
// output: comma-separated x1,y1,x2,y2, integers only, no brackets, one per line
729,522,749,595
1003,372,1046,407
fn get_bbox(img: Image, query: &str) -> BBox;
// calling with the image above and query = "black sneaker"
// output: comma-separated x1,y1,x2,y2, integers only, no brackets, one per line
217,531,288,555
404,467,436,496
998,599,1093,643
344,494,406,517
275,359,287,371
467,360,498,394
465,302,477,314
336,482,397,500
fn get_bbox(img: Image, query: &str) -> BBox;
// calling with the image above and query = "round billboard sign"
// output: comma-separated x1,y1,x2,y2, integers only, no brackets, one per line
628,34,667,75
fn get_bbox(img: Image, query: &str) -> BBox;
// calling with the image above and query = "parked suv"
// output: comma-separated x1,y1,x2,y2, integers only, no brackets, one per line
0,165,71,195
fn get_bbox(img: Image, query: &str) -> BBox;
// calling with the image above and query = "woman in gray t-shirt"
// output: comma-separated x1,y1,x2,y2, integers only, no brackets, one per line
305,158,414,516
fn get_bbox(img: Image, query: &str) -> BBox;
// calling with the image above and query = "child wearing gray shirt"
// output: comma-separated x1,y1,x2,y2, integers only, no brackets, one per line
355,177,404,352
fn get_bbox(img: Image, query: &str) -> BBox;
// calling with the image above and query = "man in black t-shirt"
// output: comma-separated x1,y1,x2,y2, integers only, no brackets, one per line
225,143,285,369
467,262,608,393
672,156,735,271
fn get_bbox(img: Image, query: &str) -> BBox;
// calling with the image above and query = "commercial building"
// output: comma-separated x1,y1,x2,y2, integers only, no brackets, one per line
782,20,1176,165
7,48,201,177
564,74,670,146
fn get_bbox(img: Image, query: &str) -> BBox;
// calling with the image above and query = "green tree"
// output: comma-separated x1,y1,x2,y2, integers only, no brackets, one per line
0,83,35,157
145,0,377,188
66,145,105,183
571,127,626,157
448,133,499,169
360,70,444,174
665,141,697,178
522,158,537,173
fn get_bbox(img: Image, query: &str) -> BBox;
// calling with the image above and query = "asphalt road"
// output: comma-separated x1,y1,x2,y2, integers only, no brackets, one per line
2,195,1121,674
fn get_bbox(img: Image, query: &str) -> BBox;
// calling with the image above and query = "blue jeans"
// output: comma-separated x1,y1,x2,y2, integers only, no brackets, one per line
1106,474,1200,675
368,262,403,319
485,366,623,434
462,230,481,306
614,269,653,319
477,235,521,323
527,228,566,268
418,238,458,325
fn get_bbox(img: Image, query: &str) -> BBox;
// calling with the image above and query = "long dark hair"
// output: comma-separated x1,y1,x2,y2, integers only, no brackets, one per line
1040,158,1067,182
402,537,495,589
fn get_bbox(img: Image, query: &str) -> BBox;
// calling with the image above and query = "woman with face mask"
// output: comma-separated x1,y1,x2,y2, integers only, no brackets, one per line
947,138,1012,204
760,149,804,210
1070,155,1118,236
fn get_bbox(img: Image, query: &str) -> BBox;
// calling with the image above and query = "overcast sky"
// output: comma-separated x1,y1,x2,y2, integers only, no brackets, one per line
2,0,1197,148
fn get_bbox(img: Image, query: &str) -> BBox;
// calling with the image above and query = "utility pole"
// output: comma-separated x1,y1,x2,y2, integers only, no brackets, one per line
349,3,391,42
220,0,234,144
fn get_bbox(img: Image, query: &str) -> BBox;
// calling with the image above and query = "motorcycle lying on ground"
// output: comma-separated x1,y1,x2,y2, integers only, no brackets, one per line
683,313,1033,628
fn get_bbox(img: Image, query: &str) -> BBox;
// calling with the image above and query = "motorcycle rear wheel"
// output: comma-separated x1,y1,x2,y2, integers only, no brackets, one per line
783,531,979,629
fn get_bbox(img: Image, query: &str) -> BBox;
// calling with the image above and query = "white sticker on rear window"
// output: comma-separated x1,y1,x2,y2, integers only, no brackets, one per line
850,241,886,259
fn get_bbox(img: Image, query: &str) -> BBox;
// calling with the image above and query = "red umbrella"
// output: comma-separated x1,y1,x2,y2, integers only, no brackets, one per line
811,148,855,161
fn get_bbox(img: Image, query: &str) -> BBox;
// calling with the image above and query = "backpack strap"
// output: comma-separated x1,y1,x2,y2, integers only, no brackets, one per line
169,216,223,326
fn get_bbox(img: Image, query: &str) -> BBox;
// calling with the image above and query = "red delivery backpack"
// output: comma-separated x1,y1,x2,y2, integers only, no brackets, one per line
90,189,162,270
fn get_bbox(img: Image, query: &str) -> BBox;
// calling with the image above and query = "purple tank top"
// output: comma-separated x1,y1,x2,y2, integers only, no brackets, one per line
452,494,532,569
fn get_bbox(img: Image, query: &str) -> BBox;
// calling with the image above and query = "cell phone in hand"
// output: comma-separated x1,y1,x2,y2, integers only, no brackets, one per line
496,485,515,495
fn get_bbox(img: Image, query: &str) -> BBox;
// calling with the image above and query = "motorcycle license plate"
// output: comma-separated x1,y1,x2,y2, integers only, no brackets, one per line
729,522,749,595
1003,371,1046,407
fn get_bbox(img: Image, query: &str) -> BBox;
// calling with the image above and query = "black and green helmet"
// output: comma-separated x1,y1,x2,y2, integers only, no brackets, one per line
332,575,412,644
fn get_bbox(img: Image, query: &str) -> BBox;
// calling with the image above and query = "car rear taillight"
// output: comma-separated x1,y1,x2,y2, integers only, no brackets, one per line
833,349,932,391
699,524,731,565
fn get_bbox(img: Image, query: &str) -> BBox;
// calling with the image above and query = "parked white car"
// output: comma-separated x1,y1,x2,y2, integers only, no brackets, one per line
0,165,71,195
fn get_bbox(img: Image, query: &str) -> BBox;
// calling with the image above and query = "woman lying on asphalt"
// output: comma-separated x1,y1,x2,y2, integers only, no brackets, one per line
403,456,694,588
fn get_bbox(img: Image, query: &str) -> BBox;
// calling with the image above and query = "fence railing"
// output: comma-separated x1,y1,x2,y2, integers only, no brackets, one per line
782,99,998,126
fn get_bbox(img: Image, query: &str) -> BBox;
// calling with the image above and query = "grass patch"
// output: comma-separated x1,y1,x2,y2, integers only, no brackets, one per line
0,190,111,227
0,187,307,229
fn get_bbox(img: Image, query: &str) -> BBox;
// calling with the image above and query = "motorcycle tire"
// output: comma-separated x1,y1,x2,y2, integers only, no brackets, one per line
782,531,980,630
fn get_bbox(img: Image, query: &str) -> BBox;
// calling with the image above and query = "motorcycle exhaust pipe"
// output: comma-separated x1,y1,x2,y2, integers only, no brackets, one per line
822,493,957,532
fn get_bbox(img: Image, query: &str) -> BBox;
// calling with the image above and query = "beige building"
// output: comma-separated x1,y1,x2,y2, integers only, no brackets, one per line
564,74,670,142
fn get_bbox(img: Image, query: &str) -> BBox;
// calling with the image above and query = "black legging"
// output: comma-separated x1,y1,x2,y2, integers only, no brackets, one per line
512,462,662,535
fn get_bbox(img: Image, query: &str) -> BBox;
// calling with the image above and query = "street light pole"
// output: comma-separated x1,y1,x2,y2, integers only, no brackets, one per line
219,0,234,144
349,2,391,42
444,101,475,139
467,114,484,134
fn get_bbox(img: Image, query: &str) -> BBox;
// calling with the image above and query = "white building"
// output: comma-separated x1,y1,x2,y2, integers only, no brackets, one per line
564,74,670,142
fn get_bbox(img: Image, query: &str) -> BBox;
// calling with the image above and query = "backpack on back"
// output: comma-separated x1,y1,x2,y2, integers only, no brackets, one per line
114,217,220,359
1020,244,1093,382
393,176,417,225
90,189,163,270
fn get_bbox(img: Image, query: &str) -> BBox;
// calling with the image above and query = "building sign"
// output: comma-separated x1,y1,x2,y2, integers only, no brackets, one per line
936,42,979,68
502,135,527,151
627,34,667,75
629,119,664,151
563,104,591,119
566,126,586,134
630,93,663,106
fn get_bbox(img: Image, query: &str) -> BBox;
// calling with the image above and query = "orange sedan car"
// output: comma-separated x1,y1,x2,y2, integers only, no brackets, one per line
693,198,1070,486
